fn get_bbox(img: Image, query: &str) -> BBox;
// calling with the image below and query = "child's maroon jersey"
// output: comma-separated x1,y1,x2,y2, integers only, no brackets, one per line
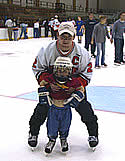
44,74,81,100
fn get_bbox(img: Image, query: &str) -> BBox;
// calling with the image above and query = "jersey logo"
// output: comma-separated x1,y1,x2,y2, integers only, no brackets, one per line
32,58,37,68
72,56,79,65
87,62,92,73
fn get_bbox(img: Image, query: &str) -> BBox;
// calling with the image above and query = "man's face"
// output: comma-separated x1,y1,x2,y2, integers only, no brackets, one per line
120,13,125,21
89,14,94,20
58,33,74,51
101,18,107,24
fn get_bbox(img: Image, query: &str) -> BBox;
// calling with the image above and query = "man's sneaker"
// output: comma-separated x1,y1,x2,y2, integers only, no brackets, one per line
102,63,108,67
78,40,82,43
45,139,56,154
91,54,96,58
114,61,121,66
60,139,69,152
95,65,101,69
121,61,125,65
88,136,99,148
28,133,38,147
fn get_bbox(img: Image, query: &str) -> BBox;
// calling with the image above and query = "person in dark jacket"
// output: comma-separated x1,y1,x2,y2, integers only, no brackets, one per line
110,11,125,65
13,18,19,41
84,13,97,58
44,19,49,37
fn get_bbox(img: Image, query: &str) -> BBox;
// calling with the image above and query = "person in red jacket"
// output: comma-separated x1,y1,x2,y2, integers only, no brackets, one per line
39,57,84,153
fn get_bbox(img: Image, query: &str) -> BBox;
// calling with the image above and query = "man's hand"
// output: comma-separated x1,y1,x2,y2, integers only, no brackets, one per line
38,86,52,106
64,90,85,108
110,38,113,44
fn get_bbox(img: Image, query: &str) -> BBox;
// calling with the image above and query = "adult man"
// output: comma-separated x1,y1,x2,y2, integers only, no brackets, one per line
91,15,110,68
33,19,39,38
5,18,13,41
13,18,19,41
53,15,60,40
28,22,99,149
84,12,97,58
19,22,28,39
49,17,54,40
110,11,125,65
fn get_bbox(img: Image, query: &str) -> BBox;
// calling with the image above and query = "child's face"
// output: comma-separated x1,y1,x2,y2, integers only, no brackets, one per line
56,67,71,78
100,18,107,24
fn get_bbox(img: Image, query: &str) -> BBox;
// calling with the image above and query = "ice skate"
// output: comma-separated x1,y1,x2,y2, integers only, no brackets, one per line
45,139,56,154
91,54,96,58
101,63,108,67
28,133,38,149
60,139,69,152
114,61,121,66
88,136,98,151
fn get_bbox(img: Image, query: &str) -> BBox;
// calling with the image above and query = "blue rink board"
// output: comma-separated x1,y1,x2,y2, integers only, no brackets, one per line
17,86,125,114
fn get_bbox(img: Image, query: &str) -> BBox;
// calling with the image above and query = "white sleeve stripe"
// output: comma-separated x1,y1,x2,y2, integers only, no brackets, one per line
79,73,90,82
36,71,42,80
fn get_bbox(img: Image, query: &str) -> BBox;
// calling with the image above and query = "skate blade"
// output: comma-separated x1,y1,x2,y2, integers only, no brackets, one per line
31,147,35,151
44,151,52,156
90,147,96,152
114,63,121,66
61,151,68,155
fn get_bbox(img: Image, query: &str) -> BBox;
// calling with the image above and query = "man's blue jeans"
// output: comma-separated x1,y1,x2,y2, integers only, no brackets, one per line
114,38,124,63
95,42,105,67
34,28,39,38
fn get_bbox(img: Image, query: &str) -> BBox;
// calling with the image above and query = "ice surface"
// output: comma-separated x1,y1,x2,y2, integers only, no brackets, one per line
0,37,125,161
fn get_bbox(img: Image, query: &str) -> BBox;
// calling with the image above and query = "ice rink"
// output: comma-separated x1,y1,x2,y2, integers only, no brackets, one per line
0,36,125,161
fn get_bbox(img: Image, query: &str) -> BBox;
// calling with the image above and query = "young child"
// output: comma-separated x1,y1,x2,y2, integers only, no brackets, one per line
38,57,84,153
76,16,84,43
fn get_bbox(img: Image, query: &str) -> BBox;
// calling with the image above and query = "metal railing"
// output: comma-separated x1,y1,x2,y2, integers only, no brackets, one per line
0,0,124,14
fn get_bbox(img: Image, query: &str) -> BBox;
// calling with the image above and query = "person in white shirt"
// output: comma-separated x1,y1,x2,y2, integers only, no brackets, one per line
34,19,40,38
49,17,54,40
5,18,13,41
53,15,60,40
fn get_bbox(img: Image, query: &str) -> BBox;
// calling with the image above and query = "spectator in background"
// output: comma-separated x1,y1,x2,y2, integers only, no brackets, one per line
13,18,19,41
53,15,60,40
5,17,13,41
44,19,49,37
0,16,4,27
110,11,125,65
49,17,54,40
109,23,113,36
91,15,110,68
19,21,28,39
67,17,76,26
76,16,84,43
34,19,39,38
84,12,97,58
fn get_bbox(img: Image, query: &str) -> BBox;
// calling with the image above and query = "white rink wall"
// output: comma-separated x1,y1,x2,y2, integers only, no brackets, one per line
0,27,51,40
0,26,110,41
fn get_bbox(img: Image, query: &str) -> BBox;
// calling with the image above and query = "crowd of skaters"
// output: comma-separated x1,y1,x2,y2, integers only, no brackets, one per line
3,11,125,67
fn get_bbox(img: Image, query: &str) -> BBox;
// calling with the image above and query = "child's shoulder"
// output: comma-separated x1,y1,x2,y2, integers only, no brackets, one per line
67,77,81,88
44,73,55,83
